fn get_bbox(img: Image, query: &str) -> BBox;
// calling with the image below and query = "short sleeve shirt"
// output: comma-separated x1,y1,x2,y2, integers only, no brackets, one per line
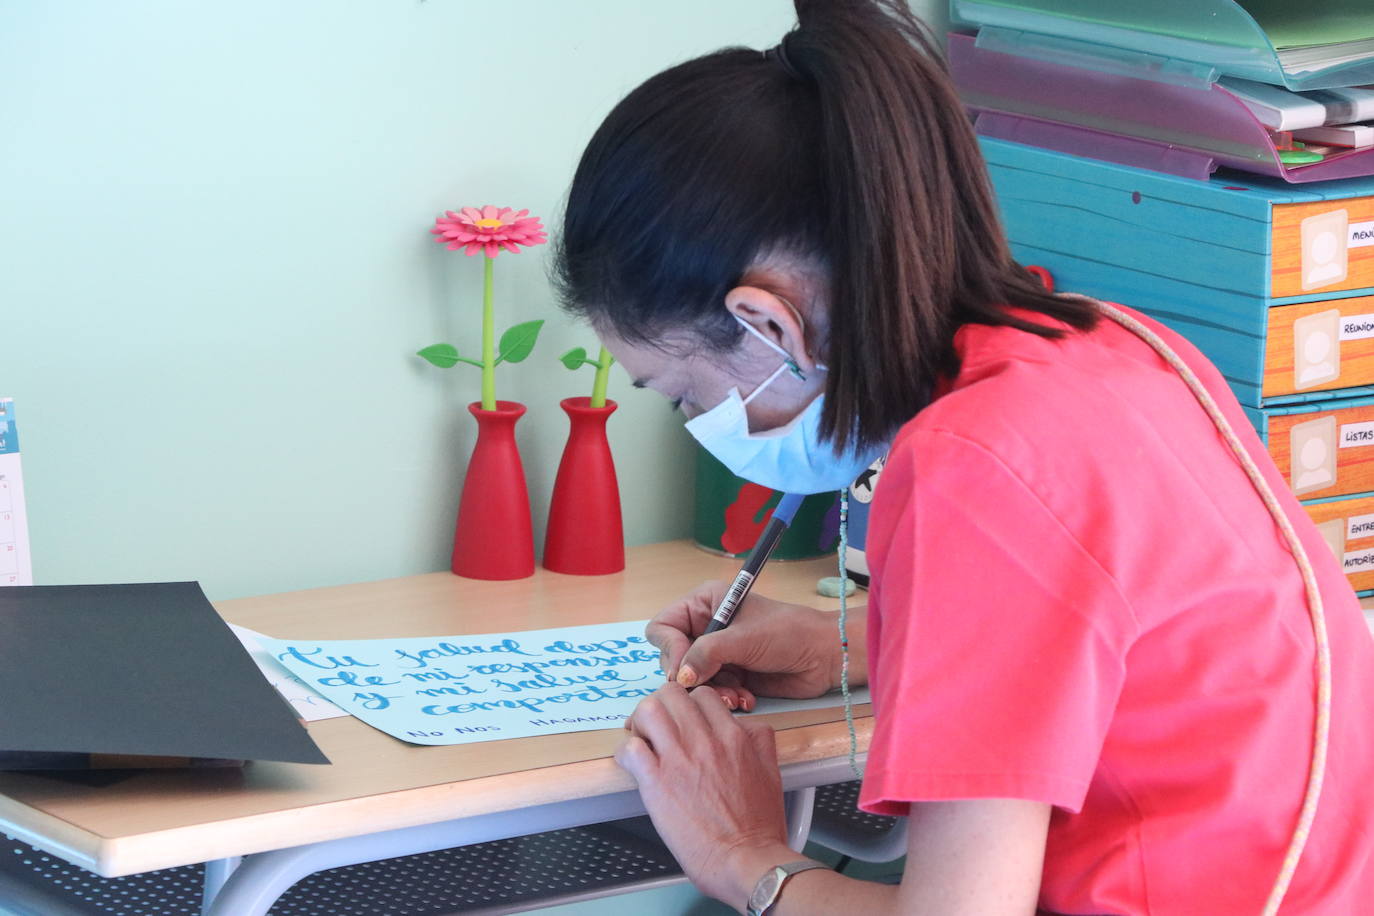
858,302,1374,914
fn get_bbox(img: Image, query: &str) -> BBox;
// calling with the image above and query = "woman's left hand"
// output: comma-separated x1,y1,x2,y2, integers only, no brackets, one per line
616,682,792,905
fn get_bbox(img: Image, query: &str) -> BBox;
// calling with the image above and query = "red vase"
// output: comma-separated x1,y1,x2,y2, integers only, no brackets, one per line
451,401,534,580
543,397,625,575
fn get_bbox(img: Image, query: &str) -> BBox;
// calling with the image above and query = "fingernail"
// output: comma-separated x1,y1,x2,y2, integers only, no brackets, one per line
678,666,698,687
721,694,735,710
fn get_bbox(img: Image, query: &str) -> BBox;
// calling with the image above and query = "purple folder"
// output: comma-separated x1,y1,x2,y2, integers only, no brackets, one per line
948,32,1374,183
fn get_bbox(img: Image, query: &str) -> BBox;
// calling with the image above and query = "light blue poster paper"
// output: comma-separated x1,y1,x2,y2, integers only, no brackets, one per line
262,619,868,746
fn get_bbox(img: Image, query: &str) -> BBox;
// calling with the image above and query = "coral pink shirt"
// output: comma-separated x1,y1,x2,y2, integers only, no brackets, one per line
858,302,1374,914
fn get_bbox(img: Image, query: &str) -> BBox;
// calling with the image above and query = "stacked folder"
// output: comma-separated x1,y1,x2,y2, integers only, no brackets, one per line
949,0,1374,183
952,2,1374,596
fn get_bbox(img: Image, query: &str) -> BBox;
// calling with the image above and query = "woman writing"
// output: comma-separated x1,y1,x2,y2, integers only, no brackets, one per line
555,1,1374,913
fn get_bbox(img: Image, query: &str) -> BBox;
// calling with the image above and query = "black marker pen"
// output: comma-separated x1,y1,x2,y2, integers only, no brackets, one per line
704,492,805,635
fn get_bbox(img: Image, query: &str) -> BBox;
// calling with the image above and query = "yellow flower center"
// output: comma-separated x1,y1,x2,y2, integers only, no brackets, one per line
474,218,505,229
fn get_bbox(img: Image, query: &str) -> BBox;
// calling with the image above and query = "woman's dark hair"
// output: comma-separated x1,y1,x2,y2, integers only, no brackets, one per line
554,0,1098,451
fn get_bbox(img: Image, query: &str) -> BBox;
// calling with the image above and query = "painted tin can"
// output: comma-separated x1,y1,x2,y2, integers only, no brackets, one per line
692,447,840,559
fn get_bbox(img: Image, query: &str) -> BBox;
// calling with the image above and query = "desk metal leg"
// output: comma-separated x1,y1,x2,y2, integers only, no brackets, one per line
201,855,240,915
784,786,816,852
203,755,858,916
204,790,654,916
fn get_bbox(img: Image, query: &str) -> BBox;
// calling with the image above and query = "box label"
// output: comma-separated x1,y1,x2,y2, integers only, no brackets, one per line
1272,198,1374,298
1349,513,1374,539
1339,314,1374,340
1339,421,1374,447
1351,221,1374,249
1343,546,1374,573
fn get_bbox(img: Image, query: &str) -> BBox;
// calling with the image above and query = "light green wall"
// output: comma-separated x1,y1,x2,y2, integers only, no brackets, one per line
2,0,949,601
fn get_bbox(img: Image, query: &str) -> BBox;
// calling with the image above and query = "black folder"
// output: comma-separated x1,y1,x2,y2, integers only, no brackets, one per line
0,582,329,768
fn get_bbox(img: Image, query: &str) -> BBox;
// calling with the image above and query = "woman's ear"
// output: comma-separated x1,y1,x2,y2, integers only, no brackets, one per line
724,285,817,373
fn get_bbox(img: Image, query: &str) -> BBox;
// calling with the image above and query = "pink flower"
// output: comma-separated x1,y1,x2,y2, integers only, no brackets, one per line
431,205,548,258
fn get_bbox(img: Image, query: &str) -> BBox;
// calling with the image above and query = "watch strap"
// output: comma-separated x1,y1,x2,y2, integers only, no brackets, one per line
746,859,829,916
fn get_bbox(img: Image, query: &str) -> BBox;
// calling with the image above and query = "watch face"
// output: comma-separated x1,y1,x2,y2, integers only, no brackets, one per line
748,867,786,911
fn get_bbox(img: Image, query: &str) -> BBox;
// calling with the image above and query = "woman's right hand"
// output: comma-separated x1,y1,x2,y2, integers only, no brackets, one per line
645,580,866,710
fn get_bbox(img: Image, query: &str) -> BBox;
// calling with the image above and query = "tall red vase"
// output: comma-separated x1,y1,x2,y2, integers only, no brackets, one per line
451,400,534,580
543,397,625,575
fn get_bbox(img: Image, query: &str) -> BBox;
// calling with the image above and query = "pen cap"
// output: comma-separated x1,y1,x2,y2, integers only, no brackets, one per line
773,492,805,526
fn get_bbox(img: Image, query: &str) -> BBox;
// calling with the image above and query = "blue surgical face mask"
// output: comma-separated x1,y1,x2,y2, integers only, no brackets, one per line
684,318,884,495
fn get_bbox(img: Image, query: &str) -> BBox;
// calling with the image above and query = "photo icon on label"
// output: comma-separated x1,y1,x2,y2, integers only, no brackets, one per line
1301,209,1349,292
1292,308,1342,390
1290,415,1338,496
1315,518,1346,563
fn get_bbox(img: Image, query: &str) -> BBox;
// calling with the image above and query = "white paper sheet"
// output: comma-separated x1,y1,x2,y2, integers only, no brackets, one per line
230,624,348,722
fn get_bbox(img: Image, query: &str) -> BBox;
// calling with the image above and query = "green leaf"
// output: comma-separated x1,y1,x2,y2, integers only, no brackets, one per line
497,319,544,364
417,343,461,368
559,347,588,370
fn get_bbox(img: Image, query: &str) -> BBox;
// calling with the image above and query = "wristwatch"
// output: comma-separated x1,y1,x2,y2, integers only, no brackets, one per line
746,859,829,915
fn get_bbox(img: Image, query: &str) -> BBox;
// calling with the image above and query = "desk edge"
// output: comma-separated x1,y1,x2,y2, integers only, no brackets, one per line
85,716,874,877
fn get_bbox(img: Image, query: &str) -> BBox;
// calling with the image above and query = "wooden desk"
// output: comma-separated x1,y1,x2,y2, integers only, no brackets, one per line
0,541,873,912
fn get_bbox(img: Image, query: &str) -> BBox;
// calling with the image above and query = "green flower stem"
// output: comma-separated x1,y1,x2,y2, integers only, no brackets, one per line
590,346,614,408
481,256,495,411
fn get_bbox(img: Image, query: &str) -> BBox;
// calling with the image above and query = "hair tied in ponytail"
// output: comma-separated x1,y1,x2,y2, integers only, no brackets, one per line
763,32,803,80
557,0,1100,452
